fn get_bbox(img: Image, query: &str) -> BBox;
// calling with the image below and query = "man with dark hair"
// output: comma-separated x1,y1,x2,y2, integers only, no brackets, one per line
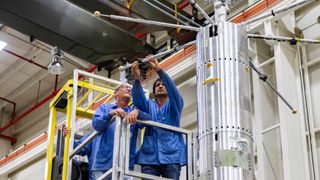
131,59,186,180
91,83,152,179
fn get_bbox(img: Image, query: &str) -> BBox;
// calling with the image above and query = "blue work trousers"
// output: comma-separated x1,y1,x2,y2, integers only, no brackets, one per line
141,164,181,180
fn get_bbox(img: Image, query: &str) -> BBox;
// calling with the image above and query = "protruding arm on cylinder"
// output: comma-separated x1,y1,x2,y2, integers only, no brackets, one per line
188,0,215,25
242,0,312,25
93,11,200,31
249,61,297,114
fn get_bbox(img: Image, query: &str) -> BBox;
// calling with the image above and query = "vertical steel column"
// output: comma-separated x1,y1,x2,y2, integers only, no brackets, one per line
125,124,131,174
196,21,254,179
44,107,57,180
112,117,122,179
118,118,127,179
187,132,193,179
192,131,199,179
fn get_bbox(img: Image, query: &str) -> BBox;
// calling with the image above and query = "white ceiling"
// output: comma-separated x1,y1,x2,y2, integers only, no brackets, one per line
0,25,92,137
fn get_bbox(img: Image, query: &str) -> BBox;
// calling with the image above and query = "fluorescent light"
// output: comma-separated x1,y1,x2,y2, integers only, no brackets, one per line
0,41,7,51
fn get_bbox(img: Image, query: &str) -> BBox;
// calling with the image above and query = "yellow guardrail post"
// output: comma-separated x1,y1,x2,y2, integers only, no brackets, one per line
44,107,57,180
84,91,103,111
77,89,93,106
62,88,73,180
174,3,181,33
103,94,114,104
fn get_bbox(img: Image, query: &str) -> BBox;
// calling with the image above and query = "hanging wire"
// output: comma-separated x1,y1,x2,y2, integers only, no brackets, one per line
0,107,5,127
36,80,42,103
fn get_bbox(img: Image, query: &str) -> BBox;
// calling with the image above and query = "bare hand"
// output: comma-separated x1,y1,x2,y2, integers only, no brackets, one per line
148,58,160,71
110,108,127,118
127,109,139,124
62,126,69,138
131,61,141,80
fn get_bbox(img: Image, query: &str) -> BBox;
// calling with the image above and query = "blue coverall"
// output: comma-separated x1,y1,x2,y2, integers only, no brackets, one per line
132,69,187,166
91,103,152,173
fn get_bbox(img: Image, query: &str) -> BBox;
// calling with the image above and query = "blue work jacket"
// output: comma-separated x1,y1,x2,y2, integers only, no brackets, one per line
91,103,151,171
132,69,186,165
74,134,94,180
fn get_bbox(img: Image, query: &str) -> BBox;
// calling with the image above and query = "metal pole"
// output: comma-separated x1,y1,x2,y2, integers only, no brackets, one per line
118,117,127,179
137,120,190,134
119,40,196,71
96,169,112,180
150,0,201,27
94,12,200,32
124,123,131,174
187,132,193,180
249,61,297,114
265,80,297,114
192,131,198,179
121,119,191,179
248,34,320,44
243,0,312,25
69,131,98,159
112,117,122,179
142,0,189,26
188,0,215,25
69,116,116,159
66,70,80,180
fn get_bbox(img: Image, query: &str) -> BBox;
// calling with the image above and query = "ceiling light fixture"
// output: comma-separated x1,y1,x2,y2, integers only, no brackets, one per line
0,41,7,51
48,46,65,75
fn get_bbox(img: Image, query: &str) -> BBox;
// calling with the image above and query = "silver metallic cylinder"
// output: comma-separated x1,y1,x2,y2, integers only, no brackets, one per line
196,22,254,180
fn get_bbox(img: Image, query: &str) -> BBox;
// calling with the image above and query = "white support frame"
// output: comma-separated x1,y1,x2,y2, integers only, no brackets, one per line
65,69,125,180
274,42,310,180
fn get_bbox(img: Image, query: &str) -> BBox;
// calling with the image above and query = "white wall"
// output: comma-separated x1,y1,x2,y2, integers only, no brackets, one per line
8,156,45,180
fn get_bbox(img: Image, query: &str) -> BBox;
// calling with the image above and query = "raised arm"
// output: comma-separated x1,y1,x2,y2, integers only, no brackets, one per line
132,80,150,112
157,69,184,114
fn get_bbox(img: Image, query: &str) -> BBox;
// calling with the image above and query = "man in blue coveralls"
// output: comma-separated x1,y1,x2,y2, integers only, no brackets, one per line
131,59,186,180
91,83,152,179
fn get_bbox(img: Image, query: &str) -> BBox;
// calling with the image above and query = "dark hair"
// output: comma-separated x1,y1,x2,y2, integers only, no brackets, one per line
152,79,162,94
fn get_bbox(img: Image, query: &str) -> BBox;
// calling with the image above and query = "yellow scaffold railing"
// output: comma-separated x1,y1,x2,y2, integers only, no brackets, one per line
44,73,120,180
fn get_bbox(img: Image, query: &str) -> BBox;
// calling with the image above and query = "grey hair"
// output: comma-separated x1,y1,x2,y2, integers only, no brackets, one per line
114,83,131,93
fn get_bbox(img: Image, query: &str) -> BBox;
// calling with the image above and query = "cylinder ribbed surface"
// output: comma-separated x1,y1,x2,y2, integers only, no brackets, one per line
196,22,254,180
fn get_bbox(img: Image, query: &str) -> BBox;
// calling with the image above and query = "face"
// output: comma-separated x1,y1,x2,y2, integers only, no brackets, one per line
155,81,167,96
115,84,131,99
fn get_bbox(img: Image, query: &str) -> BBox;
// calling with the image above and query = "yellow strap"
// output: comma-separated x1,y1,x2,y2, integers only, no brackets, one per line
127,0,135,10
174,3,181,33
203,77,219,85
